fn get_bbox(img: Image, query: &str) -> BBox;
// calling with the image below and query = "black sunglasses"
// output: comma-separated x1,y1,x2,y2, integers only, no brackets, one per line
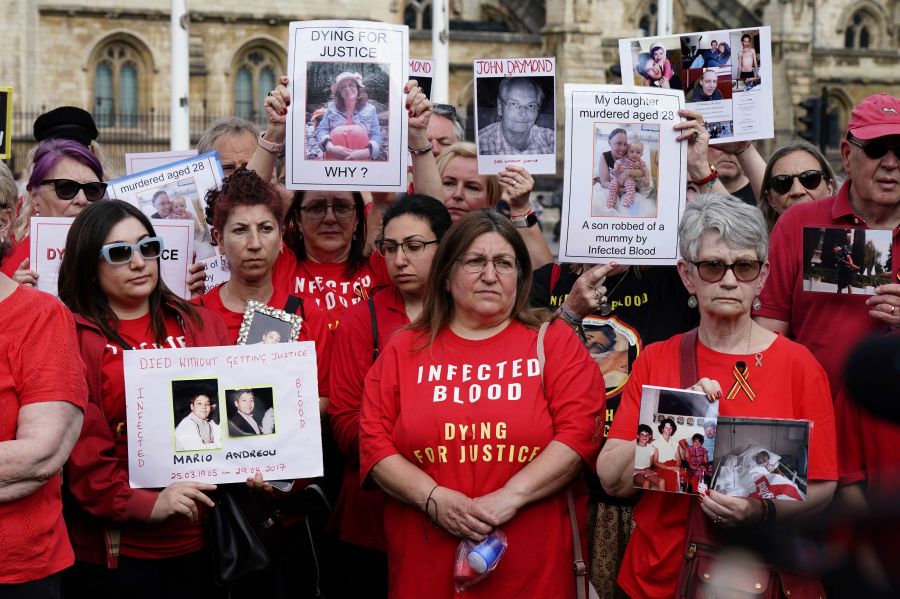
41,179,108,202
847,134,900,160
768,170,825,195
691,260,763,283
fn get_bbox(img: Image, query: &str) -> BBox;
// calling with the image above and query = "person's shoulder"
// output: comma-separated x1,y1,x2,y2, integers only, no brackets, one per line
770,333,822,368
478,121,499,135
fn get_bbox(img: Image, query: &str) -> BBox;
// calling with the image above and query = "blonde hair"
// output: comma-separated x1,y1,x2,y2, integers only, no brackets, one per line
436,142,501,207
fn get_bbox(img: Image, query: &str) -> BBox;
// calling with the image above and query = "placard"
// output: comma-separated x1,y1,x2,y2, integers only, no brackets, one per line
198,252,231,295
619,27,773,143
107,152,223,260
124,342,323,488
286,20,409,191
29,217,193,299
559,85,686,265
801,226,894,295
409,58,434,100
0,86,11,159
474,58,556,175
125,150,199,175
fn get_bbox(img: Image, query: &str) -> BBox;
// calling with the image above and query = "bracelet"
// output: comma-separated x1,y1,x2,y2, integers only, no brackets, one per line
424,484,440,522
408,142,433,155
559,303,583,324
691,164,718,186
257,131,285,156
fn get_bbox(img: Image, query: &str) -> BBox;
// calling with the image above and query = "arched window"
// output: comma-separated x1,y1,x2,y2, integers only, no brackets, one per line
844,9,879,49
92,41,144,128
404,0,433,30
232,47,284,125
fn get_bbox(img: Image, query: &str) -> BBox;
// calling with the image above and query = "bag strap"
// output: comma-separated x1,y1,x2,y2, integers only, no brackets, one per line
536,322,587,599
284,295,305,320
679,328,699,389
368,296,379,362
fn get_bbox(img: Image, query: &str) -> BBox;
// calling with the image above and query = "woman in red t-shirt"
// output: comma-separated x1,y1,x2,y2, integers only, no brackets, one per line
359,210,604,599
597,194,837,599
328,194,451,597
57,199,230,598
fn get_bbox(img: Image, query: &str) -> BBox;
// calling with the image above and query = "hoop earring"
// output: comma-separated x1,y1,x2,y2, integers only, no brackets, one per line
752,297,762,311
687,295,698,309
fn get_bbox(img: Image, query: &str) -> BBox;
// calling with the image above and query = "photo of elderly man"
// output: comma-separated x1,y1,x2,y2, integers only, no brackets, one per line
477,76,555,156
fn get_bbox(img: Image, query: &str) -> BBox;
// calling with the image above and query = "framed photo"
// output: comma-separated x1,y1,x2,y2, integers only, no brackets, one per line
237,300,302,345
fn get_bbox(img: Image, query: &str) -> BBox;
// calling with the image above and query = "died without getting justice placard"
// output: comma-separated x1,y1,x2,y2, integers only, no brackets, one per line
559,85,686,265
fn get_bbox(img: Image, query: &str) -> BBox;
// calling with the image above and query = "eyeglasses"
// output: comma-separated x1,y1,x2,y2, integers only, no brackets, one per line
41,179,107,202
374,238,438,257
691,260,763,283
500,98,540,114
99,237,164,265
847,134,900,160
299,203,356,221
458,253,518,276
768,170,825,194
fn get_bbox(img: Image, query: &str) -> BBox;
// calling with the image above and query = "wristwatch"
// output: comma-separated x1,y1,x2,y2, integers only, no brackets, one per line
510,210,538,228
257,131,285,156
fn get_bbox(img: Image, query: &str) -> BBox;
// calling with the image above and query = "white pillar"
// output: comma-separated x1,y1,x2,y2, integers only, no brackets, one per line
431,0,450,103
656,0,673,36
170,0,190,150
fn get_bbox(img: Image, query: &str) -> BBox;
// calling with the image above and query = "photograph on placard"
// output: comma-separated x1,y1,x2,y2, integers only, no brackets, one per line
286,20,408,192
473,58,556,175
409,58,434,100
305,64,390,162
583,316,640,396
634,385,719,495
172,378,223,452
591,123,658,218
226,386,277,437
731,30,762,93
802,226,893,295
711,417,810,501
620,27,773,143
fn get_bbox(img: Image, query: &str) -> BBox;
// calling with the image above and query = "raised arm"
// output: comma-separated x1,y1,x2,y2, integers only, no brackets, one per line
247,76,290,199
406,80,442,201
499,165,553,269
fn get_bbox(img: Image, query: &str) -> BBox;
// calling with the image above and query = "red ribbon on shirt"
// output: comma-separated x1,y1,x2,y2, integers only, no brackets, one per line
726,361,756,402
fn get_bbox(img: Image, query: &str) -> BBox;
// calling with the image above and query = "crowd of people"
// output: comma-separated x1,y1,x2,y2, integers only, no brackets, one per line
0,51,898,599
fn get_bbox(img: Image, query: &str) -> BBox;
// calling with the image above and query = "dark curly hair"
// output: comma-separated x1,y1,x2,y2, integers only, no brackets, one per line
204,168,284,245
658,418,677,435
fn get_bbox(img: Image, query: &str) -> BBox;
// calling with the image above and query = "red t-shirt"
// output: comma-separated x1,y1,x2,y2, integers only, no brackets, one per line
98,313,204,559
271,243,389,330
0,236,30,278
756,181,900,397
194,284,332,397
328,286,408,550
360,320,605,599
0,286,86,583
608,333,838,599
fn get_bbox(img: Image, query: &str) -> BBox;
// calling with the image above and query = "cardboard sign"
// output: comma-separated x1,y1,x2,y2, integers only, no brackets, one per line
619,27,773,143
558,85,686,265
0,86,11,159
125,150,199,176
29,217,193,299
409,58,434,100
107,152,223,260
124,342,323,488
474,58,556,175
286,20,409,191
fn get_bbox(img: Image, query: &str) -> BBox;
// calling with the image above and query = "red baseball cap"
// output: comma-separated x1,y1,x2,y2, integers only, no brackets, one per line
847,94,900,140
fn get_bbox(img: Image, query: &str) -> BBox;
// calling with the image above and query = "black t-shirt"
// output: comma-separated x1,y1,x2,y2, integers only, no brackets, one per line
732,182,757,206
531,264,700,502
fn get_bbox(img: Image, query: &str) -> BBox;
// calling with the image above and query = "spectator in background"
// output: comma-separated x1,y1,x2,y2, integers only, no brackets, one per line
197,116,260,178
478,77,554,155
427,103,464,157
759,141,837,232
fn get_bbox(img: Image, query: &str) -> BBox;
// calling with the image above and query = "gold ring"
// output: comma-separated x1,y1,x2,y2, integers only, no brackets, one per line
891,305,896,315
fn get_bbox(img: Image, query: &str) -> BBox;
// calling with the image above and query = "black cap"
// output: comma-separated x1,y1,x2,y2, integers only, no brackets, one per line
33,106,99,146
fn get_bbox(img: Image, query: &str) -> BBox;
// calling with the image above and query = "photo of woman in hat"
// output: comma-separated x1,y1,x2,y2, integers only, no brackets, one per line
314,70,385,161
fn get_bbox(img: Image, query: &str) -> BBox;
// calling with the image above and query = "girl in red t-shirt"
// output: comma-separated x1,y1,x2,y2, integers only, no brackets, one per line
58,199,231,597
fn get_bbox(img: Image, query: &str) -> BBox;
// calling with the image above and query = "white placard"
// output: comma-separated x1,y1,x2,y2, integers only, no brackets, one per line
619,27,773,143
107,152,222,261
29,217,194,299
409,58,434,100
125,150,199,176
286,20,409,191
199,252,231,295
474,58,556,175
559,85,686,265
124,342,323,488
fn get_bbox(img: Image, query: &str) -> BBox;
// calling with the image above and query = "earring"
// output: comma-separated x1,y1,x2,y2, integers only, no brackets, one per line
352,233,357,241
687,295,698,309
752,297,762,311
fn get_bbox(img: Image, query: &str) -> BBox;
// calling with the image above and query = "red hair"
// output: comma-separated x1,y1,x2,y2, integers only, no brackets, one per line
204,168,284,240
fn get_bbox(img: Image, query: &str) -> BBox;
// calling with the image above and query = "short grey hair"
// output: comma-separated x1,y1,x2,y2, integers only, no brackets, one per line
678,193,769,263
197,117,259,154
498,77,545,109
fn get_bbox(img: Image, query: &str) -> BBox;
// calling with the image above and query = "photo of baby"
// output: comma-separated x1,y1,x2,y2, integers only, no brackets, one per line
137,177,214,259
591,123,660,218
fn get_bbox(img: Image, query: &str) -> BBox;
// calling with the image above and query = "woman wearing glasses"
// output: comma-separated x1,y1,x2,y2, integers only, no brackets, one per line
360,210,604,598
317,71,383,161
759,141,837,232
327,194,451,598
57,200,230,597
3,139,107,284
597,194,837,599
